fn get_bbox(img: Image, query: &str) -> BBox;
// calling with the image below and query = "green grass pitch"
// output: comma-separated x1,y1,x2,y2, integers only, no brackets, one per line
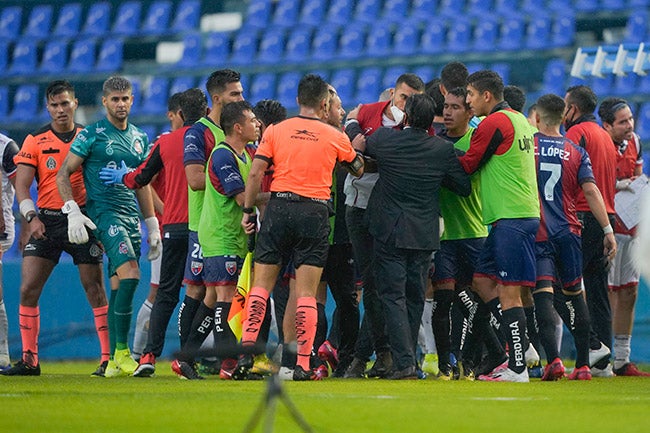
1,361,650,433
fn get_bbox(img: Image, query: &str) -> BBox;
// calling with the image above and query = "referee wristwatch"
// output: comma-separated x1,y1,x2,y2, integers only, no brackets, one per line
25,211,37,223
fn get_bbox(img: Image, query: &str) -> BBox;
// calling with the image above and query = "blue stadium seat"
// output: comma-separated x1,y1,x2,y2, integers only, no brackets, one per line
299,0,326,26
466,62,484,74
141,77,170,115
141,1,172,36
244,0,272,29
446,18,471,53
52,3,83,37
413,65,436,83
590,75,614,98
276,71,301,111
81,2,111,36
257,28,286,64
491,63,511,85
9,84,39,122
410,0,437,20
498,18,524,51
573,0,599,12
355,67,383,104
382,0,410,22
338,26,367,60
420,22,446,54
0,41,8,72
311,25,339,62
23,5,53,39
169,76,195,96
494,0,518,14
636,102,650,142
40,40,69,74
112,1,142,36
639,74,650,94
365,25,392,58
129,77,143,115
613,74,637,96
599,0,624,11
96,39,124,73
466,0,493,16
8,40,38,76
541,59,567,95
392,22,421,56
354,0,382,24
249,73,277,102
329,69,356,104
472,16,498,52
230,30,258,65
525,15,552,50
179,32,202,68
326,0,353,24
202,32,230,66
438,0,464,18
139,124,159,142
0,86,9,119
551,13,575,47
382,66,407,89
0,6,22,41
68,39,97,73
171,0,201,33
271,0,300,28
285,28,313,63
623,11,648,43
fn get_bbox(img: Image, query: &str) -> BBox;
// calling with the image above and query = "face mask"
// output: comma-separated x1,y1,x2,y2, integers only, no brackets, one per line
390,104,405,124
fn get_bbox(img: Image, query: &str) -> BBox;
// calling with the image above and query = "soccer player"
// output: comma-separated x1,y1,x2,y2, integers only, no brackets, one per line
1,81,109,377
460,70,540,382
234,74,364,381
533,94,616,381
598,97,650,376
56,76,161,378
563,85,618,377
0,132,18,371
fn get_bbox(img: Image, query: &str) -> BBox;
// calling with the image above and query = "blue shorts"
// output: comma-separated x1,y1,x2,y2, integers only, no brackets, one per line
183,231,205,286
536,232,582,289
475,218,539,287
203,254,244,287
433,237,486,287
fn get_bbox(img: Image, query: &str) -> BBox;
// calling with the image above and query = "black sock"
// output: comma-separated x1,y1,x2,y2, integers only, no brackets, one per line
555,291,591,368
524,305,541,358
180,302,215,362
475,299,506,359
432,289,453,367
178,296,201,347
532,291,559,362
485,297,506,347
214,302,237,358
314,302,327,353
501,307,528,374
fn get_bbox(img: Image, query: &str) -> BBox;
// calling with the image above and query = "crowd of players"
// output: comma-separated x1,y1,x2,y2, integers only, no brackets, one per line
0,60,648,382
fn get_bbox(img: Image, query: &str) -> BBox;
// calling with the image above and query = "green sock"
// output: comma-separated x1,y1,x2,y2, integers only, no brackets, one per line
108,289,118,359
114,278,139,351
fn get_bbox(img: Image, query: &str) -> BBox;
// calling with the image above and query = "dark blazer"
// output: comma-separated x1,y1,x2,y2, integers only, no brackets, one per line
365,126,471,251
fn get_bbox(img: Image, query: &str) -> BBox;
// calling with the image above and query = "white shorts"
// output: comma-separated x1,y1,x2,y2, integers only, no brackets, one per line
149,243,163,286
608,234,640,291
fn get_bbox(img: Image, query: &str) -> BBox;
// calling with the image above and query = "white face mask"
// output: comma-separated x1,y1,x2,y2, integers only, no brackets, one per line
390,104,405,124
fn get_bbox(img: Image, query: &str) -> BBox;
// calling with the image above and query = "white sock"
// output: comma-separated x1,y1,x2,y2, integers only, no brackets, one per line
132,300,153,359
613,334,631,369
0,300,9,365
418,299,436,354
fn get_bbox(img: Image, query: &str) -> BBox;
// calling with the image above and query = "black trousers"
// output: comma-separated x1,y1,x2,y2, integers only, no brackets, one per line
373,235,431,371
144,229,188,357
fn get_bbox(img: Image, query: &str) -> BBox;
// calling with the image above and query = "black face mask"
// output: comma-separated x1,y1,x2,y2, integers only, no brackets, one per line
563,105,576,130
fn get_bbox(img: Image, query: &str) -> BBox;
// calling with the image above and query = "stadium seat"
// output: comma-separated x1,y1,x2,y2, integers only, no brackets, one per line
40,40,69,74
392,22,422,56
413,65,436,83
9,84,39,122
329,69,356,105
170,0,201,33
23,5,53,39
338,26,367,60
257,28,286,64
525,15,552,50
81,2,112,36
551,13,575,47
573,0,600,12
271,0,300,28
0,41,8,72
613,74,637,96
639,74,650,94
67,39,97,73
139,124,159,142
112,1,142,36
446,17,471,53
382,66,407,89
0,86,9,119
589,75,614,98
299,0,327,26
276,71,301,111
96,38,124,73
175,32,202,69
326,0,353,24
498,18,524,51
141,0,173,36
202,32,230,66
230,30,258,65
8,40,38,76
410,0,437,20
635,102,650,142
141,77,170,115
466,0,493,16
244,0,272,29
438,0,464,18
129,77,143,115
541,59,567,96
623,11,648,43
52,3,83,37
311,25,339,62
354,0,382,24
285,28,313,63
366,25,393,58
420,22,446,54
491,63,511,85
249,73,277,102
355,67,383,104
382,0,410,22
169,76,195,96
0,6,22,41
472,16,499,52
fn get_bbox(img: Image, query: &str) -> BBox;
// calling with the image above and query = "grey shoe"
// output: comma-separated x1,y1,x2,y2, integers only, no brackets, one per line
366,351,393,378
343,358,366,378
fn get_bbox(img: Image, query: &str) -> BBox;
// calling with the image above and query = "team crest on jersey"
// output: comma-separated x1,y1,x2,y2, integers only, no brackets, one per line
191,260,203,275
118,241,128,255
133,138,143,155
225,261,237,276
108,225,120,237
46,156,57,170
89,243,103,257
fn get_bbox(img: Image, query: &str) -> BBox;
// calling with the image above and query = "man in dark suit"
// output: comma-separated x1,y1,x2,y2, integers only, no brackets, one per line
353,93,471,379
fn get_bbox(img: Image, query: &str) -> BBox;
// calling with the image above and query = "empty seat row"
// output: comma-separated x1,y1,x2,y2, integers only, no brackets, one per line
0,0,200,41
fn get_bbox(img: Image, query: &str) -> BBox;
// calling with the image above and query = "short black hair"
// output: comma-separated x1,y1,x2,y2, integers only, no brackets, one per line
467,70,504,101
46,80,75,101
253,99,287,127
180,88,208,124
535,93,565,127
503,85,526,113
440,61,469,92
447,87,470,110
405,93,436,130
206,68,241,97
565,85,597,115
167,92,183,112
425,78,443,116
297,74,329,109
598,96,629,125
103,76,132,96
396,73,425,92
221,100,254,136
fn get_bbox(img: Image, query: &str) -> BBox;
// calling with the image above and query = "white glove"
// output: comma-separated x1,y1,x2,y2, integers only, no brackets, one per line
62,200,96,244
144,216,162,261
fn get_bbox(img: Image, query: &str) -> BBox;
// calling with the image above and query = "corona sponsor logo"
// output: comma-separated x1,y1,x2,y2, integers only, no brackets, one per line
108,225,120,237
